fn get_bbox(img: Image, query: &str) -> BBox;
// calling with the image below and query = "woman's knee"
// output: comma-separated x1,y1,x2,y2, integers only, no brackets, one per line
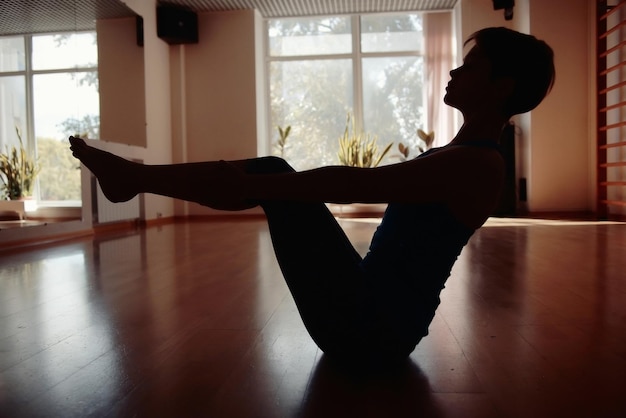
245,156,295,175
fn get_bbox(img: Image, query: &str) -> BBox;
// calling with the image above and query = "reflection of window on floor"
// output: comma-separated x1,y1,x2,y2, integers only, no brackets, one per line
267,14,426,171
0,32,99,205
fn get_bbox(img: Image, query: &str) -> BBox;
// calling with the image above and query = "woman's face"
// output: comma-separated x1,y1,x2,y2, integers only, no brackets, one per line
444,45,501,115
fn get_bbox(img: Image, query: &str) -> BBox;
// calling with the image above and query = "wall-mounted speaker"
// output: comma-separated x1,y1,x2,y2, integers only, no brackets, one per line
492,0,514,20
157,5,198,45
136,15,144,47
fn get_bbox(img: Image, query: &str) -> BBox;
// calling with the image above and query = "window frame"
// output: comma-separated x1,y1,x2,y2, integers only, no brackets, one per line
263,13,427,163
0,31,98,207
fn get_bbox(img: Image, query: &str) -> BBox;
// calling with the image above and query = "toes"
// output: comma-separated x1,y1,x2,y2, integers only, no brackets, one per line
69,136,85,147
68,137,88,157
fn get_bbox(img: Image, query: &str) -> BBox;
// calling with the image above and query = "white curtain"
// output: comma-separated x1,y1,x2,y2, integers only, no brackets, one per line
423,12,456,148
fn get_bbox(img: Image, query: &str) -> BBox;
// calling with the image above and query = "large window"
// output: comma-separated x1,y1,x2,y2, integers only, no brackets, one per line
267,14,425,170
0,32,99,204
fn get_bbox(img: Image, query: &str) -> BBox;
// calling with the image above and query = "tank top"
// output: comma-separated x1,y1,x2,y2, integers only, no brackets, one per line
360,141,501,344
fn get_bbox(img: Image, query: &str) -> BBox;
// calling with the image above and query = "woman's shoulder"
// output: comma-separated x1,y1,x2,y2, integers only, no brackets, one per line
412,141,504,170
408,142,505,230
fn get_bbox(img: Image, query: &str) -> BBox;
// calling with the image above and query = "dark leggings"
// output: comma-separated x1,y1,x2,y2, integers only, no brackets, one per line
244,157,415,363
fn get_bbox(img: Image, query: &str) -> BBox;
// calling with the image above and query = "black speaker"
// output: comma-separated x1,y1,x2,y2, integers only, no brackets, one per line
492,0,514,20
136,15,144,47
157,5,198,45
492,0,514,9
493,121,517,216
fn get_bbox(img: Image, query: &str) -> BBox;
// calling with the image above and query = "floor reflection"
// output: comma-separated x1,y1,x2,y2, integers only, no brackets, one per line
2,219,624,417
0,239,128,416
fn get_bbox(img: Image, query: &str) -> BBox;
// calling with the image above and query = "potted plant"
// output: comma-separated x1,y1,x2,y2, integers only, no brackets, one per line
337,113,393,168
334,113,393,217
274,125,291,158
0,127,40,200
396,128,435,162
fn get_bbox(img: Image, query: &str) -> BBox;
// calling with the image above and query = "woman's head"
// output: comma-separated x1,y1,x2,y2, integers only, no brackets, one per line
465,27,555,117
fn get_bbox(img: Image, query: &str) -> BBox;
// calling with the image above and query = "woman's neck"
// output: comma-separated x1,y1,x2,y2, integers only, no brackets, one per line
451,111,509,145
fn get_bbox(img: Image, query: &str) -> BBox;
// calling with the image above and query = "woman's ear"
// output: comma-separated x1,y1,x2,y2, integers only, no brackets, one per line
494,76,516,101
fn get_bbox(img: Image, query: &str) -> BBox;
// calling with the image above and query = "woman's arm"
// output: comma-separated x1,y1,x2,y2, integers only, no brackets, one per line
244,146,504,206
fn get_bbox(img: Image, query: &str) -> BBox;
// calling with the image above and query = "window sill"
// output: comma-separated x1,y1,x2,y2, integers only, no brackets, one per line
31,205,82,220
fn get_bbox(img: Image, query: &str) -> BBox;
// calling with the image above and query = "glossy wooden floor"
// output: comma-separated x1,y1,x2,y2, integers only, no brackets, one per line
1,217,625,418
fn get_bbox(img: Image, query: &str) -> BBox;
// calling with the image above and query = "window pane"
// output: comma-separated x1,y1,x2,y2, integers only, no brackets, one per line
32,33,97,71
0,37,25,72
34,72,100,202
0,75,27,151
361,14,423,53
362,56,424,162
270,59,352,169
269,17,351,56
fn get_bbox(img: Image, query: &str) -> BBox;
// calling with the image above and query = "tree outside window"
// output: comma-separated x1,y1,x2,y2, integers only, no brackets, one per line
0,32,99,204
267,14,425,170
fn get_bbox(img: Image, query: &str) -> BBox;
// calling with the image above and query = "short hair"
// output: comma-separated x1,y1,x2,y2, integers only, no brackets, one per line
465,27,555,117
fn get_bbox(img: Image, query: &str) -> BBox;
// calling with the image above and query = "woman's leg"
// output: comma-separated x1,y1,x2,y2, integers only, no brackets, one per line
69,138,374,356
244,157,374,356
68,136,255,210
247,159,415,361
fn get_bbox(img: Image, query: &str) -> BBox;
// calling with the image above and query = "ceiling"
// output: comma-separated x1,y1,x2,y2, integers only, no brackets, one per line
0,0,458,36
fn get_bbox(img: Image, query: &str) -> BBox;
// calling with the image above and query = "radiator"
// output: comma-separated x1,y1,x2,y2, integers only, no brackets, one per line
92,176,141,224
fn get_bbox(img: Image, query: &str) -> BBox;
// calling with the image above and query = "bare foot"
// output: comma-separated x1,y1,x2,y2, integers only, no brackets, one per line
69,136,140,203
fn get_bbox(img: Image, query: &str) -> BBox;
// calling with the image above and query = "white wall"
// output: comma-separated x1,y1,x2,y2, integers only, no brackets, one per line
91,6,266,224
116,0,175,221
170,9,265,217
525,0,592,212
97,17,146,147
458,0,593,213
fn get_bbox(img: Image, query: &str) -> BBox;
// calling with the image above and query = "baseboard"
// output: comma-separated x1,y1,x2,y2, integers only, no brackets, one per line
0,229,94,253
179,214,267,223
141,216,176,228
94,219,144,233
510,211,600,221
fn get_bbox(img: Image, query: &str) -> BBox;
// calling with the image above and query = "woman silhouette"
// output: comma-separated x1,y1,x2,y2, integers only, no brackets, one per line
69,27,554,364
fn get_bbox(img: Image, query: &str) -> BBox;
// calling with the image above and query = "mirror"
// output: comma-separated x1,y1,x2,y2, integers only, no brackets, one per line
97,8,147,148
